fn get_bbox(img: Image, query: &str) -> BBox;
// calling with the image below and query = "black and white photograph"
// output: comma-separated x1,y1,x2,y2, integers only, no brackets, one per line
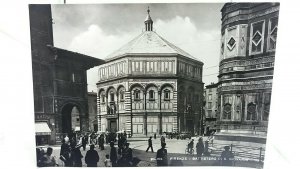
6,1,284,168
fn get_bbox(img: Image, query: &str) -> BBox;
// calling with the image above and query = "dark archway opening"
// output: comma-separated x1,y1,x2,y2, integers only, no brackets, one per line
61,104,80,134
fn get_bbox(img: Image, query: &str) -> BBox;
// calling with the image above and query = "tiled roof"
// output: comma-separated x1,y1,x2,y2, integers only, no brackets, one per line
105,31,202,63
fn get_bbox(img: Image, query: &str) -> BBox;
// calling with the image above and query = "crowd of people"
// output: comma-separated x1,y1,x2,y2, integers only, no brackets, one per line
36,131,234,167
36,131,133,167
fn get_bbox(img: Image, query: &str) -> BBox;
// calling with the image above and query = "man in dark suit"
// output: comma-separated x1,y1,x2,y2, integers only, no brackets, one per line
146,136,154,152
85,145,99,167
110,141,118,167
156,142,168,166
82,135,88,151
60,139,71,167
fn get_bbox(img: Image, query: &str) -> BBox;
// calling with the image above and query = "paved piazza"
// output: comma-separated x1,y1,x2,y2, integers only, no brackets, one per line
40,137,262,167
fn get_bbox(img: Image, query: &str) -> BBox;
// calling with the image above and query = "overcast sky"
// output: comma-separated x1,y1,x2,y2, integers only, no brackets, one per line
51,3,224,92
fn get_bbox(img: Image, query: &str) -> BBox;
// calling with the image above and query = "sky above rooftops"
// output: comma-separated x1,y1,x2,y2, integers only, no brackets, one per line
52,3,224,92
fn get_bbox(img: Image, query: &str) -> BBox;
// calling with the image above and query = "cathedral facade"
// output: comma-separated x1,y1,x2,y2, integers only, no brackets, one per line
97,9,204,137
217,3,279,137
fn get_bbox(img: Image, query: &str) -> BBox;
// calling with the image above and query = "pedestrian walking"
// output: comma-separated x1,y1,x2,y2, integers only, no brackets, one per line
124,131,127,138
98,134,105,150
90,133,97,145
187,139,194,154
156,142,168,166
220,146,234,166
70,144,83,167
154,133,157,139
60,139,72,167
160,136,165,147
196,137,204,160
40,147,58,167
117,134,122,155
110,141,118,167
146,136,154,152
104,154,112,167
85,144,99,167
82,135,88,151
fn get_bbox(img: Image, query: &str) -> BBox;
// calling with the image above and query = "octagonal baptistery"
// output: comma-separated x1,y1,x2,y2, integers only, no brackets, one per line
96,9,204,137
217,3,279,142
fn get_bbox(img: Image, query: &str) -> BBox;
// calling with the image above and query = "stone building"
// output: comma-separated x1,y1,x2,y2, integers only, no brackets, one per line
29,5,104,144
204,83,218,135
96,8,204,137
217,3,279,141
88,92,98,132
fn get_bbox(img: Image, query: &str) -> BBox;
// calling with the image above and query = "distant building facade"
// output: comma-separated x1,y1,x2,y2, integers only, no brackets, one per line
204,83,218,135
88,92,98,132
97,9,204,136
29,5,104,144
217,3,279,137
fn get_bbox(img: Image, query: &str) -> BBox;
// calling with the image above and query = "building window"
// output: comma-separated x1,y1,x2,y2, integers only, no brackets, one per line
207,110,212,118
133,117,142,123
132,124,143,134
147,117,158,123
147,124,158,133
134,90,140,101
149,90,155,101
71,73,75,82
71,72,81,82
267,17,278,51
223,103,231,120
110,93,114,102
150,62,154,71
208,94,212,101
246,102,257,120
120,91,124,101
250,20,265,55
164,89,170,101
101,95,105,103
207,102,212,109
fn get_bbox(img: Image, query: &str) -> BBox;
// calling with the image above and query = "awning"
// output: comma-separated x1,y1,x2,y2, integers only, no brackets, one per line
35,122,51,135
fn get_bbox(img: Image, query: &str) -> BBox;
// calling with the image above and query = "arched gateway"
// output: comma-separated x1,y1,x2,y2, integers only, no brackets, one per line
61,103,81,134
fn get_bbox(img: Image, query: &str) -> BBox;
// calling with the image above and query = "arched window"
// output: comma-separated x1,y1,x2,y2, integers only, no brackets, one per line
120,91,124,101
134,90,140,101
223,103,231,120
110,92,115,102
246,102,256,120
149,90,155,101
99,91,105,104
101,95,105,103
164,89,170,101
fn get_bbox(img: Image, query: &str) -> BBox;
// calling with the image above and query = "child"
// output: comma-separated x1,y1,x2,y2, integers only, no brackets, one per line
104,154,112,167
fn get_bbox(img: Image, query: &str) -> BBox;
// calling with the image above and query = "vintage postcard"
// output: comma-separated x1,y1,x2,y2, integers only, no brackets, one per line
29,2,280,168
